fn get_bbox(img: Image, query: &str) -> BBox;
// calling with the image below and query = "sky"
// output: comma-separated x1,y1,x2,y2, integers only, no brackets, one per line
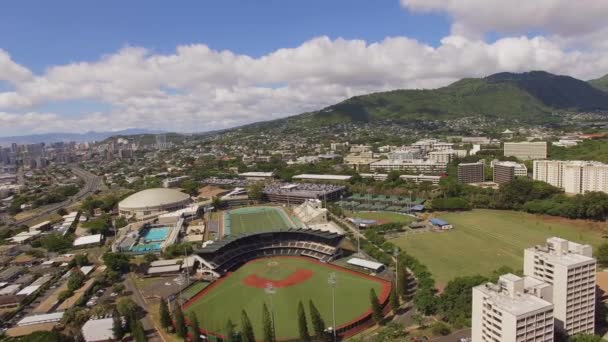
1,0,608,136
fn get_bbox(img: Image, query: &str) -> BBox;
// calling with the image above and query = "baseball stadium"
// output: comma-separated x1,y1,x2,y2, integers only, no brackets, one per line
184,229,391,341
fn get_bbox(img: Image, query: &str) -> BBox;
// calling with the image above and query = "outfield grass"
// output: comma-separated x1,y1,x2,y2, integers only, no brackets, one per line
347,211,415,224
390,209,606,286
184,257,388,339
225,206,294,235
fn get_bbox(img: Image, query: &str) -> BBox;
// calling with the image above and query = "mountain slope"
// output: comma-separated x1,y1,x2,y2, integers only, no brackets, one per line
589,74,608,92
303,71,608,126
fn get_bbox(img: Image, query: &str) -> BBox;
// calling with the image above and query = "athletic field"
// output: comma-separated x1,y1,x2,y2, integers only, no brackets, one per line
183,257,390,340
224,206,295,235
347,211,415,224
390,209,605,286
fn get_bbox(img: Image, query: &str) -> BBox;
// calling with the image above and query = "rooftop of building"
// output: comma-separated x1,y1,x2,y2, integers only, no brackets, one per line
118,188,190,209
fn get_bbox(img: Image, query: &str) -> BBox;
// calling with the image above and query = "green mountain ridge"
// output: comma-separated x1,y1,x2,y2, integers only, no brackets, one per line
589,74,608,92
304,71,608,126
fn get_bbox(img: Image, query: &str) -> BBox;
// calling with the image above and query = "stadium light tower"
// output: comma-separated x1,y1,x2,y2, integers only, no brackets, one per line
393,247,400,294
328,272,337,342
265,282,277,342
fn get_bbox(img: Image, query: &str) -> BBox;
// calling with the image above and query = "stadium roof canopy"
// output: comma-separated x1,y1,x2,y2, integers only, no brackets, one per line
196,228,343,254
118,188,190,209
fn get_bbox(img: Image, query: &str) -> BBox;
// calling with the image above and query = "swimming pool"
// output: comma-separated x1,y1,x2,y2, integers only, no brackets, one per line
130,243,161,253
142,226,170,242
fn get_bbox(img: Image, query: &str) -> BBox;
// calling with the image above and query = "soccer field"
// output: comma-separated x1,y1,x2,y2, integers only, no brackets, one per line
390,209,605,286
225,206,295,235
183,257,389,340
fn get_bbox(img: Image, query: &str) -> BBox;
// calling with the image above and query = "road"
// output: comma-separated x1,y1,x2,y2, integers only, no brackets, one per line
125,275,162,341
9,166,101,228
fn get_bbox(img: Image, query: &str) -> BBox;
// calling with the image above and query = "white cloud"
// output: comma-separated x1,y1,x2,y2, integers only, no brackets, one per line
0,30,608,135
401,0,608,39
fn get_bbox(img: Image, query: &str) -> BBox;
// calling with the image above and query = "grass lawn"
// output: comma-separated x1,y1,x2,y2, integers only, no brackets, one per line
184,257,389,340
346,211,415,225
182,281,210,300
225,206,294,235
390,209,606,286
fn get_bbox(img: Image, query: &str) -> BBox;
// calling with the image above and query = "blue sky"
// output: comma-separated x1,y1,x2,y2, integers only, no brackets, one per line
0,0,449,72
0,0,607,136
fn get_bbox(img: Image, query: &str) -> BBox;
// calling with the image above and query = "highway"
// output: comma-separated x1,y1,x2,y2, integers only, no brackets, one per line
9,166,102,228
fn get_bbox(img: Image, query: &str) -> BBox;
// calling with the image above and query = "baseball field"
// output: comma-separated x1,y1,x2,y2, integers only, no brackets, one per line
183,256,390,340
224,206,295,235
390,209,605,285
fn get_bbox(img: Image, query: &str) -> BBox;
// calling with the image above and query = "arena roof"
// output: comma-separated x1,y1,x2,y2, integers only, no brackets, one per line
118,188,190,210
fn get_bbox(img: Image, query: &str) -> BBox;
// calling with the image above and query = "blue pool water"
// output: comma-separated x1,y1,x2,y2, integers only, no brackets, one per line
142,227,170,242
130,243,161,253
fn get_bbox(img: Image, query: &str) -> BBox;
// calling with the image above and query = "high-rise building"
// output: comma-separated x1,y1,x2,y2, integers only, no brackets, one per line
523,237,596,335
533,160,608,194
472,274,554,342
493,161,528,184
457,162,485,183
504,142,547,160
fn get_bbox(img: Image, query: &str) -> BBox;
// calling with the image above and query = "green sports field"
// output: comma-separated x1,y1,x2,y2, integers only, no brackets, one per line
390,209,605,286
347,211,415,224
183,257,389,340
224,206,295,235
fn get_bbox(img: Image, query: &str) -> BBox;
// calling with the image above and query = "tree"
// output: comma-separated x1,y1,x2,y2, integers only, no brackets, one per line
174,305,187,338
57,208,68,216
112,311,125,340
398,265,410,299
309,300,326,341
114,216,128,229
102,252,131,273
159,299,172,331
189,312,202,342
131,317,146,342
144,253,158,264
225,319,236,342
67,270,86,292
438,275,487,327
389,283,399,313
596,242,608,267
247,182,265,201
17,331,69,342
430,321,451,336
39,233,73,252
297,301,311,342
241,310,255,342
180,179,200,197
569,334,603,342
370,288,383,325
116,297,138,319
262,303,273,342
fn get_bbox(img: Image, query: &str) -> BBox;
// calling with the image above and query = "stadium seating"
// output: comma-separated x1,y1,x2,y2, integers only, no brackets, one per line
195,229,344,275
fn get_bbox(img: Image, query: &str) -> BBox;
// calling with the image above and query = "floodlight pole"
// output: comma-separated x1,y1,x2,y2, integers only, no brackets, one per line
393,247,400,294
328,273,337,342
265,282,277,342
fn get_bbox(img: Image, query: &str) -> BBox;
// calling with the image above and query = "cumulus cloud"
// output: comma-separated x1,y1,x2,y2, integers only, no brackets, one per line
1,31,608,135
401,0,608,39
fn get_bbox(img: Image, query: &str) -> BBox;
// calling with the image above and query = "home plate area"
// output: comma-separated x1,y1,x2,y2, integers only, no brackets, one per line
242,259,314,288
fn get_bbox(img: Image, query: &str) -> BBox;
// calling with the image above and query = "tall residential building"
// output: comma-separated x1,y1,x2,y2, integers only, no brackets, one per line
457,162,485,183
504,142,547,160
428,150,456,164
472,274,554,342
533,160,608,194
493,161,528,184
523,237,596,335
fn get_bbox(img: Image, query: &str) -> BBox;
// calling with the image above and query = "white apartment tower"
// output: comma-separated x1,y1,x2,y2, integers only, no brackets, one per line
504,142,547,160
533,160,608,194
472,274,554,342
523,237,596,335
